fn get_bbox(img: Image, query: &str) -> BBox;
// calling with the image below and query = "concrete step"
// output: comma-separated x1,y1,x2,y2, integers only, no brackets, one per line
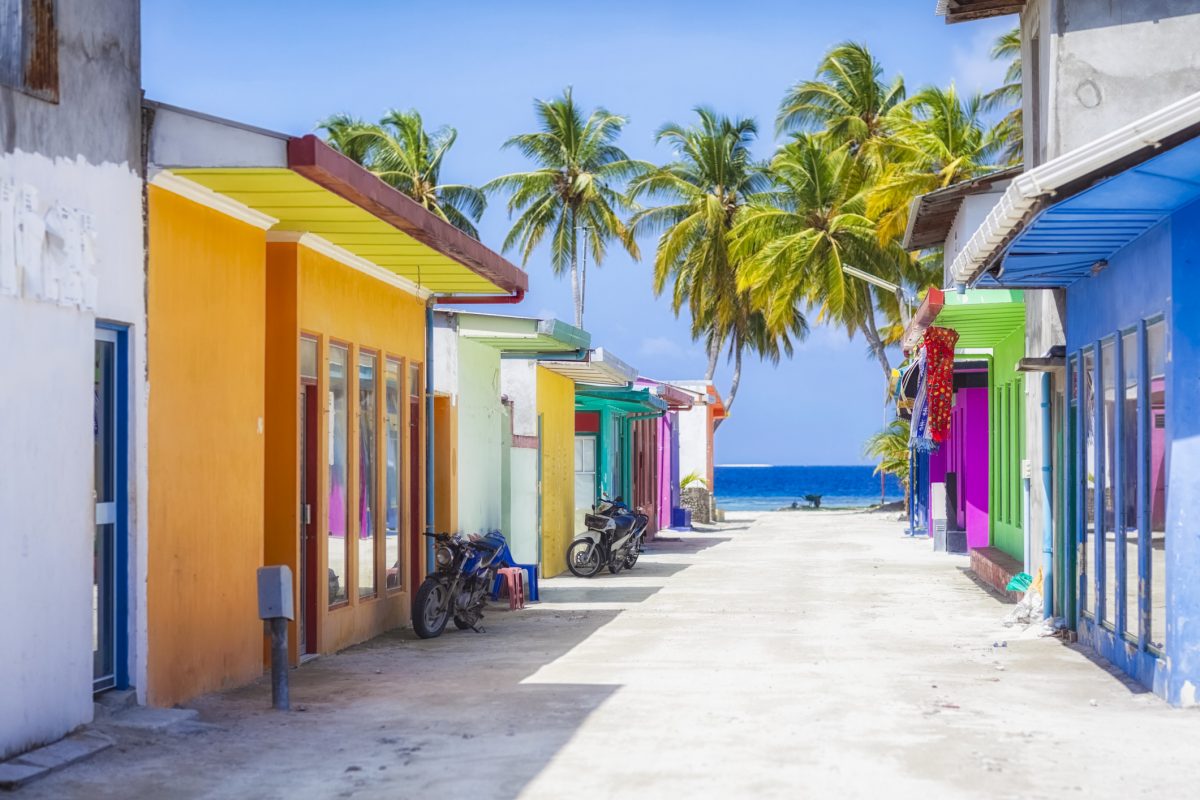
99,706,200,733
93,688,138,719
0,731,114,790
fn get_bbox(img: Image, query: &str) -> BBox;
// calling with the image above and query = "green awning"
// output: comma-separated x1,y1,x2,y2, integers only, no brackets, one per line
575,386,667,415
936,289,1025,351
447,311,590,354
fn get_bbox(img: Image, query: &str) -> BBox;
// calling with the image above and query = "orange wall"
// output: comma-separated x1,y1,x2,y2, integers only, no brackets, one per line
147,187,267,706
279,242,427,654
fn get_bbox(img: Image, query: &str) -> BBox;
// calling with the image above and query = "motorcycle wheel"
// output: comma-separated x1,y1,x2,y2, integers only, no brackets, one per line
566,540,603,578
608,556,624,575
412,577,451,639
453,617,473,630
624,549,640,569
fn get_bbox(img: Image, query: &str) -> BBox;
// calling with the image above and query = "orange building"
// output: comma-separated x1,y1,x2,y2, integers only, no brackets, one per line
143,102,526,706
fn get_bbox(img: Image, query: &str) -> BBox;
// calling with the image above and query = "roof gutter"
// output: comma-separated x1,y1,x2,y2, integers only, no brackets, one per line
951,90,1200,287
436,290,525,305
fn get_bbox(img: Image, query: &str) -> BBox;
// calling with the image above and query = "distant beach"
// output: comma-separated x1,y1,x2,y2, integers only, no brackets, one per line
714,465,902,511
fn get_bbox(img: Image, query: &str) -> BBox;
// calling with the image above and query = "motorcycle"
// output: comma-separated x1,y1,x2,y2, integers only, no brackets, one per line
412,530,512,639
565,496,648,578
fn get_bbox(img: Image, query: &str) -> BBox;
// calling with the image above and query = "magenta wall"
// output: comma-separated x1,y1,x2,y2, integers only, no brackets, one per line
656,414,673,530
949,387,990,549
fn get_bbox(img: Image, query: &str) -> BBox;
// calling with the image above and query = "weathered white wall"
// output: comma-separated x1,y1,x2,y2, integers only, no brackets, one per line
1025,0,1200,164
0,151,145,758
677,405,709,488
944,190,1009,287
500,360,540,563
455,338,502,535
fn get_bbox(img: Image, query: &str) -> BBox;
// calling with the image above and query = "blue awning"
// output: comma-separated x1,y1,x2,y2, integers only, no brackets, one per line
986,134,1200,287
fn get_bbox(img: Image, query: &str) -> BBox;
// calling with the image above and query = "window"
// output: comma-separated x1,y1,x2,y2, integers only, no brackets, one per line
0,0,58,102
575,435,597,511
1120,331,1139,641
1081,347,1096,615
328,344,349,608
1147,320,1167,653
1100,339,1117,628
385,359,402,592
357,351,378,600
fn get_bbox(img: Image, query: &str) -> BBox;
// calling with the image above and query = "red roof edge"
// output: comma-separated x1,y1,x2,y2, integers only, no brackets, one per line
286,135,528,295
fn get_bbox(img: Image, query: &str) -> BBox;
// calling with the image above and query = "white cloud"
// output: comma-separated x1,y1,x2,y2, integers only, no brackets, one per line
950,25,1008,97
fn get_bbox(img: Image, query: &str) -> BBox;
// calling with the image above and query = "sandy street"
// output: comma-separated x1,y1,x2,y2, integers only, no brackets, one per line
19,511,1200,799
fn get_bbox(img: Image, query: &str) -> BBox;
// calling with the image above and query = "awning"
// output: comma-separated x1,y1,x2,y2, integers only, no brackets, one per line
950,90,1200,287
668,380,728,420
902,289,1025,354
144,101,527,297
903,167,1021,251
541,348,637,387
989,134,1200,287
936,0,1026,24
575,387,668,416
443,311,589,354
635,378,696,411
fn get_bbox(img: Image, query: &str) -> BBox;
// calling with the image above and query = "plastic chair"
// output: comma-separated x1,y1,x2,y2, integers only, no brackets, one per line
495,567,525,610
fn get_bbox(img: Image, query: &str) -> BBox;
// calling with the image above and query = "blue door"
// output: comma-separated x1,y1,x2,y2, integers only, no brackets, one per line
94,326,128,692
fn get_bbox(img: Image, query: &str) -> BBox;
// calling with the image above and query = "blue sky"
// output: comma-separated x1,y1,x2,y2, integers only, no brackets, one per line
142,1,1010,465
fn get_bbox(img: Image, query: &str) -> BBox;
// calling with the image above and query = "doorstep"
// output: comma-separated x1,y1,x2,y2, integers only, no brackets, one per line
969,546,1024,602
0,731,114,791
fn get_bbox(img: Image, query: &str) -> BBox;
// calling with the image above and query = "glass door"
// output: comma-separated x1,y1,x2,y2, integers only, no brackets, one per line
94,329,119,692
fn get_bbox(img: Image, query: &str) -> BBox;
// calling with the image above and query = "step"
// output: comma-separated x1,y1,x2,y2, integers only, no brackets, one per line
0,731,114,790
93,688,138,720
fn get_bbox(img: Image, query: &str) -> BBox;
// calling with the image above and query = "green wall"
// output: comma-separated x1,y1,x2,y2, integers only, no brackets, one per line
990,325,1026,560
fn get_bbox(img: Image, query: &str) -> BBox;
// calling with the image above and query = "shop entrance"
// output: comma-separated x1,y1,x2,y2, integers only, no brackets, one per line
299,337,319,654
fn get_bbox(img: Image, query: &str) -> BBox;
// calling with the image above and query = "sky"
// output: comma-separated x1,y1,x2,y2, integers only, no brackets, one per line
142,1,1010,466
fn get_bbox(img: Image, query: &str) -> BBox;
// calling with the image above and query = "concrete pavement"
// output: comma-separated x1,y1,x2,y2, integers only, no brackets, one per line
16,511,1200,798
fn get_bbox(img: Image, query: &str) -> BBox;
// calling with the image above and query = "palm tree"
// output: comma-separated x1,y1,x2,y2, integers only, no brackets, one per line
864,417,911,509
777,42,906,171
869,85,1000,243
627,108,801,416
484,88,641,328
733,135,902,384
319,110,486,238
983,27,1023,165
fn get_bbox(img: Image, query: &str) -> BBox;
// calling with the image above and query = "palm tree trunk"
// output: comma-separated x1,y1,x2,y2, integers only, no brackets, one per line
860,309,892,390
570,212,582,329
715,347,742,430
705,336,721,381
895,286,911,331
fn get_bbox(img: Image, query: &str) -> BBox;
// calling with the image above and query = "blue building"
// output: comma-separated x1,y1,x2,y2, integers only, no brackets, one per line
949,95,1200,704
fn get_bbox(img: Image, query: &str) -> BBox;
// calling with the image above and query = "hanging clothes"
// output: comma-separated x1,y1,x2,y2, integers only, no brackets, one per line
922,326,959,445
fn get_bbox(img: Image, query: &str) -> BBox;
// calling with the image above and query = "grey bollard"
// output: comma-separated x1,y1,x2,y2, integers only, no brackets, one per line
257,565,295,711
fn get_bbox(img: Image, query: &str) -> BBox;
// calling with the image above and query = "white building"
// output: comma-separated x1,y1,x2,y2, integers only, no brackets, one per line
0,0,146,758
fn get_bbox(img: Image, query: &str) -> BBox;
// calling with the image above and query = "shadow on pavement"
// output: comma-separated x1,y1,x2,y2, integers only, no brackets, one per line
539,585,663,605
19,608,625,800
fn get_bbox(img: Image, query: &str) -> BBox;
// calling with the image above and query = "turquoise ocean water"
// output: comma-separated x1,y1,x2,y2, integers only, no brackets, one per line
714,465,902,511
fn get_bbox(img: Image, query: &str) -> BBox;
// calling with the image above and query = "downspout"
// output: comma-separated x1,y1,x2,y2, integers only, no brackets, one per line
1041,371,1054,620
500,348,589,361
425,299,436,573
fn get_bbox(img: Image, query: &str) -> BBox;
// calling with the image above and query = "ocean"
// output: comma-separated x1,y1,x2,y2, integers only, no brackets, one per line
714,465,903,511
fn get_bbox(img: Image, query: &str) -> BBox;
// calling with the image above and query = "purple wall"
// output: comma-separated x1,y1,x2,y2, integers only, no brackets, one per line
950,387,990,549
925,384,989,548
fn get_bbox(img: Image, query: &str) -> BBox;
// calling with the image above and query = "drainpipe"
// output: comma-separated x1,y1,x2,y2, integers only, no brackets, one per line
499,348,589,361
425,299,436,573
1041,371,1054,620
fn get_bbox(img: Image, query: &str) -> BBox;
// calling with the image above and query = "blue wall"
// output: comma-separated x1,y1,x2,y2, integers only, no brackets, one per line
1065,219,1171,351
1166,200,1200,705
